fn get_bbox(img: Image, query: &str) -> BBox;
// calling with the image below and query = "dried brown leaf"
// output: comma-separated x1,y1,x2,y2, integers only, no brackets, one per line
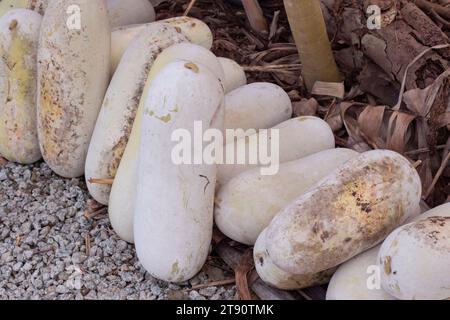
324,100,343,132
386,111,417,153
311,81,345,99
357,105,386,148
404,70,450,117
339,102,417,154
235,249,255,300
293,98,319,117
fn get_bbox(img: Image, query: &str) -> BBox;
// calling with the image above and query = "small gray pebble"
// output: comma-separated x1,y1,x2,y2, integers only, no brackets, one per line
0,162,235,300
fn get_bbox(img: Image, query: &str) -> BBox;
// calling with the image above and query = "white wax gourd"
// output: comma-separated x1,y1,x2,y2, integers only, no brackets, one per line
86,24,188,205
134,60,224,282
0,9,42,164
224,82,292,132
109,44,224,243
37,0,110,178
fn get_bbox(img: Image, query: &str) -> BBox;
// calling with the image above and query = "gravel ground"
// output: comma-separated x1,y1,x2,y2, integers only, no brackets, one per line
0,161,236,300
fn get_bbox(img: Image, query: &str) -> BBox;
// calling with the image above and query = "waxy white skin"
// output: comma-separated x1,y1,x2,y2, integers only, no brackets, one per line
217,116,335,185
0,9,41,164
265,150,422,276
378,202,450,300
254,229,337,290
218,57,247,93
37,0,110,178
325,205,422,300
134,61,224,283
109,44,224,243
86,25,188,205
224,82,292,132
111,17,213,72
326,246,395,300
215,148,359,245
106,0,155,28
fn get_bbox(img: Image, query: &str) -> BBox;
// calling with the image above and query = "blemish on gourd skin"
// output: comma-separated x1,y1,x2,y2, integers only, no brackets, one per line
171,261,180,275
199,175,211,194
297,116,315,122
145,106,179,123
144,110,155,117
108,135,128,177
38,48,84,170
184,62,199,73
156,113,171,123
404,216,450,251
258,255,264,267
383,256,392,275
9,19,18,31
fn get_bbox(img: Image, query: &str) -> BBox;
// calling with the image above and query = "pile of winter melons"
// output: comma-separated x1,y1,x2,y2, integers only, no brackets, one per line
0,0,449,300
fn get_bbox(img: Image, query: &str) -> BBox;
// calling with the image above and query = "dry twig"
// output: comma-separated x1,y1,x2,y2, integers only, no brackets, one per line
187,278,236,291
183,0,197,16
88,178,114,185
423,151,450,199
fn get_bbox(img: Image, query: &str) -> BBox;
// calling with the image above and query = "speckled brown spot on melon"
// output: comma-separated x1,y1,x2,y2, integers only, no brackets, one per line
108,135,129,177
184,62,199,73
8,19,17,30
383,256,392,275
171,261,180,275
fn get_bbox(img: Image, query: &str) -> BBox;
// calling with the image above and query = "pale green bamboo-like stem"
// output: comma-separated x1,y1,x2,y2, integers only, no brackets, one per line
284,0,341,91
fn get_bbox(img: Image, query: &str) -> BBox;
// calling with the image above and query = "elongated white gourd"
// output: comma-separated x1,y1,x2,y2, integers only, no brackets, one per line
111,17,213,72
216,148,358,245
224,82,292,132
37,0,110,178
218,57,247,93
378,202,450,300
217,116,335,185
265,150,422,276
254,229,336,290
109,44,224,243
86,25,188,205
258,198,420,292
325,204,422,300
0,9,41,164
106,0,155,28
135,60,224,282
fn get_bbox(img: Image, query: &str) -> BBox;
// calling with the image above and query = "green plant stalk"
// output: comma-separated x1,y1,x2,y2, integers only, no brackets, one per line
284,0,341,91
